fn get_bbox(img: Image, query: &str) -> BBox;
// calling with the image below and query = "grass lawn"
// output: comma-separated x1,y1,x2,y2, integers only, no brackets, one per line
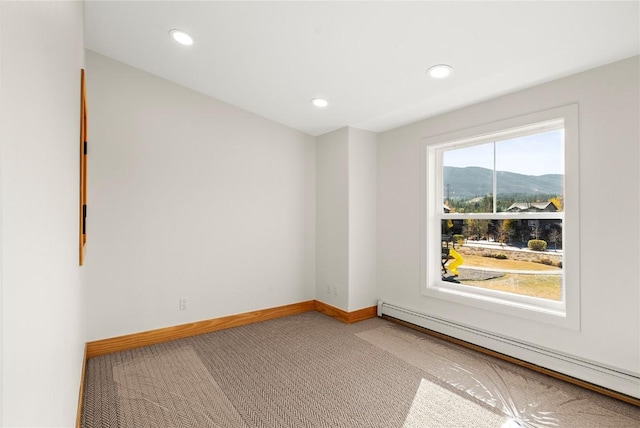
454,252,562,301
462,274,562,301
459,253,560,271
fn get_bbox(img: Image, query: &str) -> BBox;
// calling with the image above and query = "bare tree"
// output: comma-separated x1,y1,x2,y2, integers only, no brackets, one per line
548,229,561,251
530,223,542,240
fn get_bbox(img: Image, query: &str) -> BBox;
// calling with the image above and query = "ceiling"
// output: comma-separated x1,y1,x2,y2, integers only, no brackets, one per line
85,1,639,137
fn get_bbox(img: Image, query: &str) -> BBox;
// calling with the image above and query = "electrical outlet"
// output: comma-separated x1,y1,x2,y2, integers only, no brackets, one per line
332,285,338,296
325,284,331,294
179,297,187,310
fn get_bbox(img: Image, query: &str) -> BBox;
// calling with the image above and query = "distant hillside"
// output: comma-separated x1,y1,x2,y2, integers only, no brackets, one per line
443,166,562,199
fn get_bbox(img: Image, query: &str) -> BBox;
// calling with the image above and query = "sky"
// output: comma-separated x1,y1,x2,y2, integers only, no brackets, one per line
443,129,564,176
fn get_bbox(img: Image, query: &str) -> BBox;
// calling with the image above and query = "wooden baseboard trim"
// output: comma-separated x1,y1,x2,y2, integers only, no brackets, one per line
86,300,377,359
348,305,378,323
314,301,377,324
86,300,316,358
314,300,350,322
75,343,87,428
382,315,640,408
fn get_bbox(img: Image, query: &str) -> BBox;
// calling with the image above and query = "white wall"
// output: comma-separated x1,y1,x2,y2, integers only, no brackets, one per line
316,127,349,309
0,2,85,427
316,127,377,312
0,3,4,422
378,56,639,374
85,51,316,341
348,128,377,311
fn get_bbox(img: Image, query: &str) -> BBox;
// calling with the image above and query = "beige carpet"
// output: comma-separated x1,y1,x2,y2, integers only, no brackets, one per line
402,378,506,428
113,345,247,427
82,312,640,428
357,325,640,428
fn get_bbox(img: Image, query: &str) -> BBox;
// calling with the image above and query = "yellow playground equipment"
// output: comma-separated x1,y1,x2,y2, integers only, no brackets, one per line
442,237,464,279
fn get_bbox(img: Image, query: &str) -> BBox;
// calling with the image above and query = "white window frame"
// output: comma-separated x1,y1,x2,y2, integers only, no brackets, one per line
420,105,580,330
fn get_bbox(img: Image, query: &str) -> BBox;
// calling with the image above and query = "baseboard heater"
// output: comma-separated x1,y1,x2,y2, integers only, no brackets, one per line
377,300,640,400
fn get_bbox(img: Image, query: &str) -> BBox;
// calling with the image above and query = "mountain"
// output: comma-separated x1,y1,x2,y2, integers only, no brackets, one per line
443,166,562,199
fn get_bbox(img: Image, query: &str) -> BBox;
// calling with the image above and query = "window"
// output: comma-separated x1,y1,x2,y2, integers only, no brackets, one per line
421,106,580,329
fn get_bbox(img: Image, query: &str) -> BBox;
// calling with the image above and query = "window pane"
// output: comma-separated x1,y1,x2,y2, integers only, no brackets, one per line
443,142,494,213
441,219,563,301
496,130,564,213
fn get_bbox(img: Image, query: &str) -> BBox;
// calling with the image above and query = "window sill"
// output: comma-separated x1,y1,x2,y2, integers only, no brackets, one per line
422,281,579,330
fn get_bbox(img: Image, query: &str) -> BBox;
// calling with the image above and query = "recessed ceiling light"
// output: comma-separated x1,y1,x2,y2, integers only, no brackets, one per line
311,98,329,108
169,29,193,46
427,64,453,79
